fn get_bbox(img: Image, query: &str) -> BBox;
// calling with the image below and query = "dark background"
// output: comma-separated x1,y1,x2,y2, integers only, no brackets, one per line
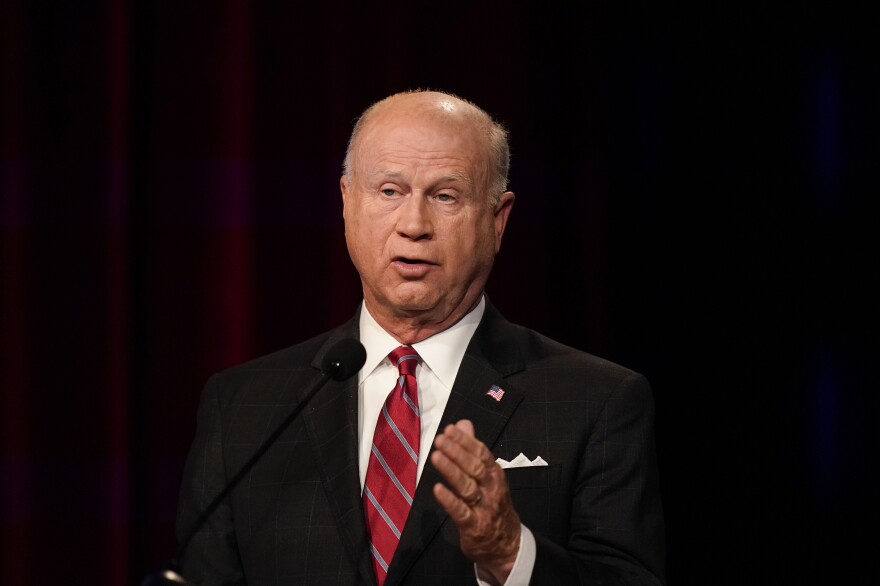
2,1,876,584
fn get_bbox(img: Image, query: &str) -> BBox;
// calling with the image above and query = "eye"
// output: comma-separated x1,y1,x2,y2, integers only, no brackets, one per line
434,193,455,203
381,188,398,197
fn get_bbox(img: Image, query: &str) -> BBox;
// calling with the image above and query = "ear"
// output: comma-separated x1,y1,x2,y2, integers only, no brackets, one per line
493,191,515,253
340,175,349,205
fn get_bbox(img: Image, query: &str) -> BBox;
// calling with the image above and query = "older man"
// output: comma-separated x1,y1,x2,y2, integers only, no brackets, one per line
177,90,665,585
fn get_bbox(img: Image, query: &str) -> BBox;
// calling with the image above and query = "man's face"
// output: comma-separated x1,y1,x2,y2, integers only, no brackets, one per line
341,101,513,328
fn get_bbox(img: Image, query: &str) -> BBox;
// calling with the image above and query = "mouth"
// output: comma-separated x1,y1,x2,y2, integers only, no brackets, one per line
393,256,435,265
391,256,436,276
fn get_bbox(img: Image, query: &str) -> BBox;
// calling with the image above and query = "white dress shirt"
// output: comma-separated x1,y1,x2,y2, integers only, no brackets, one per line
356,297,536,586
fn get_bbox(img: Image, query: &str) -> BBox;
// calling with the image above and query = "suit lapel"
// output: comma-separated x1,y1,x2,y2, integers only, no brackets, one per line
385,302,526,586
301,319,377,585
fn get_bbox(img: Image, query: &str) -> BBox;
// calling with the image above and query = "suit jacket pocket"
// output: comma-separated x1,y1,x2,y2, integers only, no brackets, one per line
505,467,558,536
504,466,551,489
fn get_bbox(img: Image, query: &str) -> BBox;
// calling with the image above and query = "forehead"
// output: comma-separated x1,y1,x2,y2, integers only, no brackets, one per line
355,107,490,176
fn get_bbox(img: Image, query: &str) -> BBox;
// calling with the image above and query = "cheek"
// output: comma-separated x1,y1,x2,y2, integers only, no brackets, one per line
444,219,496,268
461,216,499,252
346,213,389,265
344,216,370,260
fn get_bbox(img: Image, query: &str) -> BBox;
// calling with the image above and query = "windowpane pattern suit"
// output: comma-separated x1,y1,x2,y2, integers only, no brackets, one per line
176,301,665,585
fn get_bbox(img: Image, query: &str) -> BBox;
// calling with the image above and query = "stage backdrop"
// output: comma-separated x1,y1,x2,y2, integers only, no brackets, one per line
1,1,876,584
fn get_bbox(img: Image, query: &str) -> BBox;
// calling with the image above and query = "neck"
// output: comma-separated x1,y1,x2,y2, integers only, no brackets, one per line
365,296,482,345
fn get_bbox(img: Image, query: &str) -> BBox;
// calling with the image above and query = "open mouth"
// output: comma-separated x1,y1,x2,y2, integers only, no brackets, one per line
392,257,435,275
394,257,433,265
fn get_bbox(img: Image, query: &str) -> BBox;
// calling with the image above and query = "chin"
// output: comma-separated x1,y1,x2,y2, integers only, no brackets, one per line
383,287,445,315
390,296,439,314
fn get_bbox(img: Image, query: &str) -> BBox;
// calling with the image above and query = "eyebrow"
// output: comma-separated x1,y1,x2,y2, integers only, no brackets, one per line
441,171,473,185
374,169,473,186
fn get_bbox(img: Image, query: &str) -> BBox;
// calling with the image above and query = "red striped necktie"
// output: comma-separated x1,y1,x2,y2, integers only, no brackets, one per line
363,346,421,585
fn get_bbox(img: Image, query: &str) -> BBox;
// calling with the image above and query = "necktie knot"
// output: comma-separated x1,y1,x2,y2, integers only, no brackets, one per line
389,346,419,378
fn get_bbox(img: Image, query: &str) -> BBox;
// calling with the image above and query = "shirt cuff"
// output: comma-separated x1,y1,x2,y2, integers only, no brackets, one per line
473,524,536,586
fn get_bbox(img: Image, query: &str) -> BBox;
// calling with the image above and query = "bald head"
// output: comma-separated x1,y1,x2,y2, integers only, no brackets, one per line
343,91,510,206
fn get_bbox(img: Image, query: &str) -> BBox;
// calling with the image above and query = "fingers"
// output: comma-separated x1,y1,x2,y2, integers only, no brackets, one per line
430,441,484,507
454,419,475,436
432,481,476,527
433,421,495,482
431,420,505,512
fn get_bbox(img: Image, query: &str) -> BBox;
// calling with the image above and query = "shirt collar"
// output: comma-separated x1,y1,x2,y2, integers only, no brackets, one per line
358,297,485,388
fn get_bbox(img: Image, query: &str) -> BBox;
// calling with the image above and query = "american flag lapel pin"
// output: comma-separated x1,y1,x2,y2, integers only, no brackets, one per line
486,385,505,402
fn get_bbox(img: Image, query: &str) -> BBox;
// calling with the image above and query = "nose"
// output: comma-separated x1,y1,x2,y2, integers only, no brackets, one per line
395,194,433,240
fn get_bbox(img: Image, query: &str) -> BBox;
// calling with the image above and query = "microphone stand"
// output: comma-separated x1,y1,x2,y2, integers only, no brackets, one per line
141,342,363,585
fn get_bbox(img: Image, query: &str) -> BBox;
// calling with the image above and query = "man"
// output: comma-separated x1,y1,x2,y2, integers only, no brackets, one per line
177,90,665,585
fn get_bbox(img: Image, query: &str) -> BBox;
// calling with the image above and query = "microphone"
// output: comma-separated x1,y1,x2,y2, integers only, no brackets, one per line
141,338,366,585
321,337,367,382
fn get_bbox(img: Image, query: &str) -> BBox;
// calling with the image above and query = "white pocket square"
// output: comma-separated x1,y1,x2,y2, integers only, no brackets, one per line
496,453,549,469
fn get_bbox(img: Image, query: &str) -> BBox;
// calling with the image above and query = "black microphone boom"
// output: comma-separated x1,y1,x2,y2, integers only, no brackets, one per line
142,338,366,585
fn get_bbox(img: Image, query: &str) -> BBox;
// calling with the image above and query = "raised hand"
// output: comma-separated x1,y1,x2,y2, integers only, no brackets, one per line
430,420,521,585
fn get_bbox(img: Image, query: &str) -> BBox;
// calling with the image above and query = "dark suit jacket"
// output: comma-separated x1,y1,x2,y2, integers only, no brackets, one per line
177,302,665,585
